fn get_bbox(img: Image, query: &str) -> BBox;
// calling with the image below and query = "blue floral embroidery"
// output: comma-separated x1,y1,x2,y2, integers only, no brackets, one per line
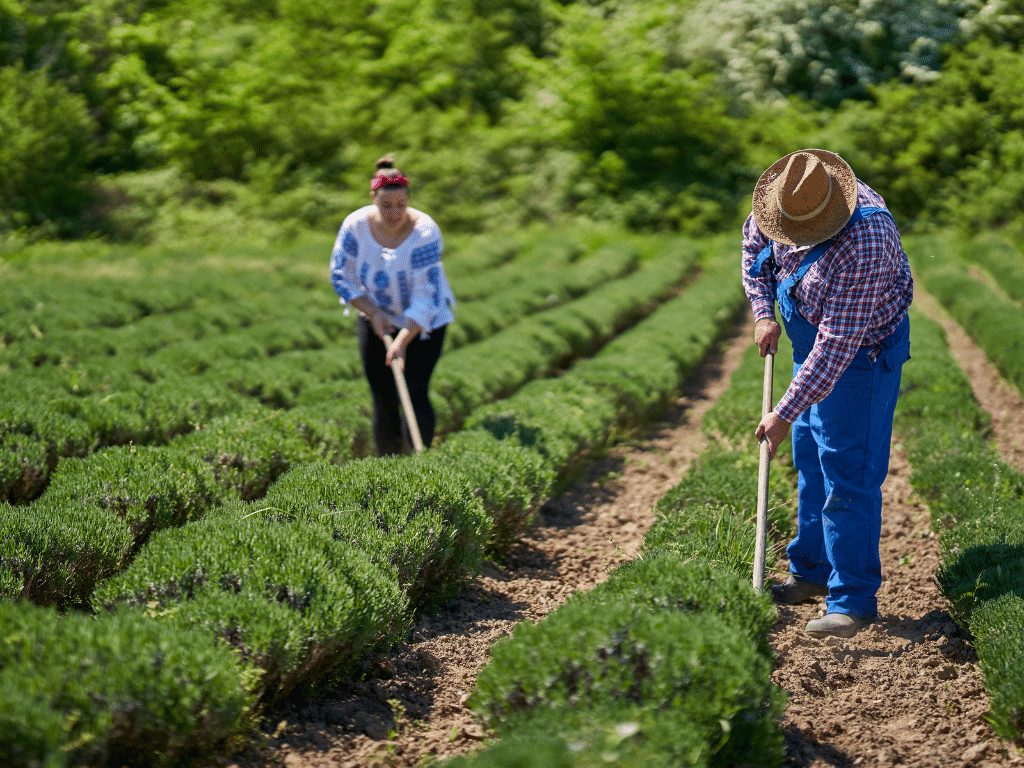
374,270,390,289
411,240,441,269
342,229,358,258
427,266,441,307
359,262,370,286
374,290,392,308
397,271,411,308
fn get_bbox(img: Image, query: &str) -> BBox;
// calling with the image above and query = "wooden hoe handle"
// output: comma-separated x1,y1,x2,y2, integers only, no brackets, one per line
384,334,425,454
753,352,774,591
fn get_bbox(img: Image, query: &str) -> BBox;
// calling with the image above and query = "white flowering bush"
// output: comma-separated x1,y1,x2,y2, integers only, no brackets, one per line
675,0,1018,104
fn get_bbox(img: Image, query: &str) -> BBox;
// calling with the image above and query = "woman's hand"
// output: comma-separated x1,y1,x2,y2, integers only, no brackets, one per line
754,318,781,357
369,309,395,340
385,329,411,371
755,411,791,460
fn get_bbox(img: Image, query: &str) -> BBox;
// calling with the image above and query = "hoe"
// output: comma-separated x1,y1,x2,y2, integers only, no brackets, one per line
753,352,774,591
384,334,425,453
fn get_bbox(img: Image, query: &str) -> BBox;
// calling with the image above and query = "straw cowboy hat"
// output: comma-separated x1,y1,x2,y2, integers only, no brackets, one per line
752,148,858,246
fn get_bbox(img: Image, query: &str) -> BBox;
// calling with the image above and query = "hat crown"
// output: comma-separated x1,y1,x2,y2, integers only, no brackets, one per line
776,153,832,221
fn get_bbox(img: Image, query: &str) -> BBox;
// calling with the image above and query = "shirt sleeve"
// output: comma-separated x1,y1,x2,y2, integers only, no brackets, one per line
404,234,446,330
775,223,890,422
329,222,366,304
741,213,777,322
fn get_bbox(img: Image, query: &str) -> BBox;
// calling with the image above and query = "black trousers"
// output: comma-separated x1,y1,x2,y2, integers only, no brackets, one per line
357,317,446,456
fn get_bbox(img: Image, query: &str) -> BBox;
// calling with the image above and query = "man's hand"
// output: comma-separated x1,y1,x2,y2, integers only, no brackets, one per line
755,411,791,460
754,318,781,358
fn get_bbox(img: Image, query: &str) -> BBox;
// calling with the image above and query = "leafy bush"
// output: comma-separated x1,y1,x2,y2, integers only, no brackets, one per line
434,429,555,554
43,445,225,543
0,66,94,233
0,601,253,767
94,510,408,703
679,0,978,105
473,600,781,761
0,498,134,605
256,457,491,607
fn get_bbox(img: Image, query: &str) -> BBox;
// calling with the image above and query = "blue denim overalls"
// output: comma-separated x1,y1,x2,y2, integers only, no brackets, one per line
749,207,911,617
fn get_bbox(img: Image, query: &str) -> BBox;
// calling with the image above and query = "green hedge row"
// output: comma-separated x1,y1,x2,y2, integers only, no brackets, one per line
0,231,644,503
0,601,254,768
910,236,1024,396
446,240,638,348
895,309,1024,741
0,240,739,765
434,240,697,429
0,239,692,604
0,231,513,350
445,334,796,768
947,233,1024,305
468,244,744,475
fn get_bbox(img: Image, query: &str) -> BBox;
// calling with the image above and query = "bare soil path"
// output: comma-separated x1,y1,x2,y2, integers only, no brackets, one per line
772,442,1024,768
773,285,1024,767
230,320,753,768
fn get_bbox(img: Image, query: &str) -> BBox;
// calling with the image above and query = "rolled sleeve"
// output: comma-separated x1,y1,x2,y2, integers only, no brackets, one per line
329,224,365,304
741,213,777,322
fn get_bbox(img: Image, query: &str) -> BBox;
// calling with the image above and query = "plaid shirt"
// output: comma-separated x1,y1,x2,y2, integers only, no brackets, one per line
742,181,914,423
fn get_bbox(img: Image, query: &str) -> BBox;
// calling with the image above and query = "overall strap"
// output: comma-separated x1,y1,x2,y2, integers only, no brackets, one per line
771,206,894,322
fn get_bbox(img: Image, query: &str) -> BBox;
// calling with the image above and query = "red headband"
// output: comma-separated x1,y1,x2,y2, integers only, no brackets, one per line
371,174,409,191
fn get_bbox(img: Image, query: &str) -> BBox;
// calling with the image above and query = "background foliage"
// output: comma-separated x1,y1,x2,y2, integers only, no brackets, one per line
0,0,1022,246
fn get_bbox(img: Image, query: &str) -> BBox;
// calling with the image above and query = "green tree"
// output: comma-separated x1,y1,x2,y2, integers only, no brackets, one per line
0,66,95,232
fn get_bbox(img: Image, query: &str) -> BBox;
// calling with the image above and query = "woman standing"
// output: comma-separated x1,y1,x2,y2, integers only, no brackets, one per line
329,156,456,455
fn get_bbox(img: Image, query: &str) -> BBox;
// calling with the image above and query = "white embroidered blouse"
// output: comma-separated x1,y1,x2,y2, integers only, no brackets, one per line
329,206,456,334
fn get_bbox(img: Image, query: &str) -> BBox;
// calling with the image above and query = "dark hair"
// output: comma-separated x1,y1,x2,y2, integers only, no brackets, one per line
372,154,408,191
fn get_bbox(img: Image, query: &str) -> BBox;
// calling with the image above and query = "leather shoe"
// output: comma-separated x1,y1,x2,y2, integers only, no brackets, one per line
805,612,872,638
770,575,828,605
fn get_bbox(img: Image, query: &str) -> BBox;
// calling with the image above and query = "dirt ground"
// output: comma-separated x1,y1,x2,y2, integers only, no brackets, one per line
771,441,1024,768
230,323,753,768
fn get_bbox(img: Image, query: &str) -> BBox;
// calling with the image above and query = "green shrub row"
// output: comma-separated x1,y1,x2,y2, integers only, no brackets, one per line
910,236,1024,396
434,239,698,429
0,601,254,768
940,233,1024,305
94,506,411,704
446,333,796,768
895,308,1024,741
0,240,741,765
446,240,638,348
0,238,692,601
450,229,587,303
0,227,516,349
0,232,645,502
468,244,744,474
0,226,588,373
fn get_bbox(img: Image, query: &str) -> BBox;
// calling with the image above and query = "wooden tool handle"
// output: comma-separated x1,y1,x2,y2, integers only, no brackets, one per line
753,352,774,591
384,334,425,453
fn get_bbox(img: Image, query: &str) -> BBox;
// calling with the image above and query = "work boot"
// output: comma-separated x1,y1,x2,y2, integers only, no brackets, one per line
771,575,828,605
805,613,872,639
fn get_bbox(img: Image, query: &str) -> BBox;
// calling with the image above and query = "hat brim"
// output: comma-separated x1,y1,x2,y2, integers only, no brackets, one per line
752,149,858,247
